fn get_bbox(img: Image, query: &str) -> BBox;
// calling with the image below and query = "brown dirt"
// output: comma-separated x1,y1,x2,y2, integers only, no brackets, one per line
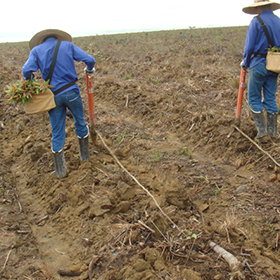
1,27,280,280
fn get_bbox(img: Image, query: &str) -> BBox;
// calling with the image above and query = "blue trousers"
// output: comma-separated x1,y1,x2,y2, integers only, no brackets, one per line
48,89,88,152
248,62,279,114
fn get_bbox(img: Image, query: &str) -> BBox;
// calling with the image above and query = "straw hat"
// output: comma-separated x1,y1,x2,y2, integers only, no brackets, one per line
29,29,72,50
243,0,280,14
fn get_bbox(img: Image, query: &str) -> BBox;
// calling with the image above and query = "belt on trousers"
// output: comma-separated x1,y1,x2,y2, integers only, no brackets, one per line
253,53,267,58
52,81,76,95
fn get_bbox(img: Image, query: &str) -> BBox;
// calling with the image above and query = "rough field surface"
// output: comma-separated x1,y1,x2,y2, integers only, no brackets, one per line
1,27,280,280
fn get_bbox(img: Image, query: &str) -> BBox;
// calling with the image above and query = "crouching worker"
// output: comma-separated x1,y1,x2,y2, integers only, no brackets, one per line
22,29,96,178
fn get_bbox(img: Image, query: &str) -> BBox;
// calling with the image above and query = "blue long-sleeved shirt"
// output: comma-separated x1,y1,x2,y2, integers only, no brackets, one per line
22,38,96,95
243,10,280,68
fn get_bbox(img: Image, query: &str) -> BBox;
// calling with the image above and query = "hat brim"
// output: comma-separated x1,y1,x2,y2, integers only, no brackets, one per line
29,29,72,50
243,2,280,14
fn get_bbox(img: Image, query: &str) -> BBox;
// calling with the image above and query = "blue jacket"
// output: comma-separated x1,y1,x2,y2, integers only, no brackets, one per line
22,38,96,95
243,10,280,68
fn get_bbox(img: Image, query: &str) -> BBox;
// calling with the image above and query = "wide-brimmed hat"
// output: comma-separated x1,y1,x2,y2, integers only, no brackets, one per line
243,0,280,14
29,29,72,50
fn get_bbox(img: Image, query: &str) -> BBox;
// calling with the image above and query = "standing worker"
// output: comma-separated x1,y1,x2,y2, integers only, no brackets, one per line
241,0,280,142
22,29,96,178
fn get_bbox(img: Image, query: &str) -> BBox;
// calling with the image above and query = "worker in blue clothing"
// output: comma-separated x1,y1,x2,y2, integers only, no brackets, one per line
22,29,96,178
241,0,280,143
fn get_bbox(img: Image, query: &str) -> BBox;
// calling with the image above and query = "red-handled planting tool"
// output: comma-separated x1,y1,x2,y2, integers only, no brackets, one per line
85,68,97,144
235,68,247,127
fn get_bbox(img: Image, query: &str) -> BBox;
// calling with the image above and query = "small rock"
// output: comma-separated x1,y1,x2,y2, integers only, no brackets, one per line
154,259,165,271
235,184,250,194
88,196,112,218
199,203,209,212
269,173,277,182
114,201,130,213
235,158,244,168
132,259,151,272
182,268,202,280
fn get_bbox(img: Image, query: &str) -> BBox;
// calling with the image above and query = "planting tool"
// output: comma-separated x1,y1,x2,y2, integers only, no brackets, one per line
235,67,247,127
85,68,97,144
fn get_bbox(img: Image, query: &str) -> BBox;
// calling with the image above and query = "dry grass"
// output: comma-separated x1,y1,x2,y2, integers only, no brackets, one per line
220,211,248,244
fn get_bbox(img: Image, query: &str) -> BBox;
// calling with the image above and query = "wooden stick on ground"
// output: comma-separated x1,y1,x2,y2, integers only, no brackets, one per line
210,241,245,280
95,130,182,234
138,220,155,233
233,125,280,167
0,247,13,274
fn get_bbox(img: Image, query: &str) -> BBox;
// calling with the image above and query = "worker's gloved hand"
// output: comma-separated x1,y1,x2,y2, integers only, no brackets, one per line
25,73,35,82
31,73,35,82
240,61,247,69
84,67,95,75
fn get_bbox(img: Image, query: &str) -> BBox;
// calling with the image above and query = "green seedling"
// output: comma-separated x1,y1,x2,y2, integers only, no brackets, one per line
113,132,134,143
152,149,161,162
199,175,209,184
151,149,164,162
148,76,161,85
184,229,197,240
123,73,133,80
176,147,191,156
265,222,275,233
252,218,260,228
214,185,227,196
6,78,53,105
267,46,279,52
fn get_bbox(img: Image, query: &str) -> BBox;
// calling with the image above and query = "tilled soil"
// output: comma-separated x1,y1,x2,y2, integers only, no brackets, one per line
1,27,280,280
